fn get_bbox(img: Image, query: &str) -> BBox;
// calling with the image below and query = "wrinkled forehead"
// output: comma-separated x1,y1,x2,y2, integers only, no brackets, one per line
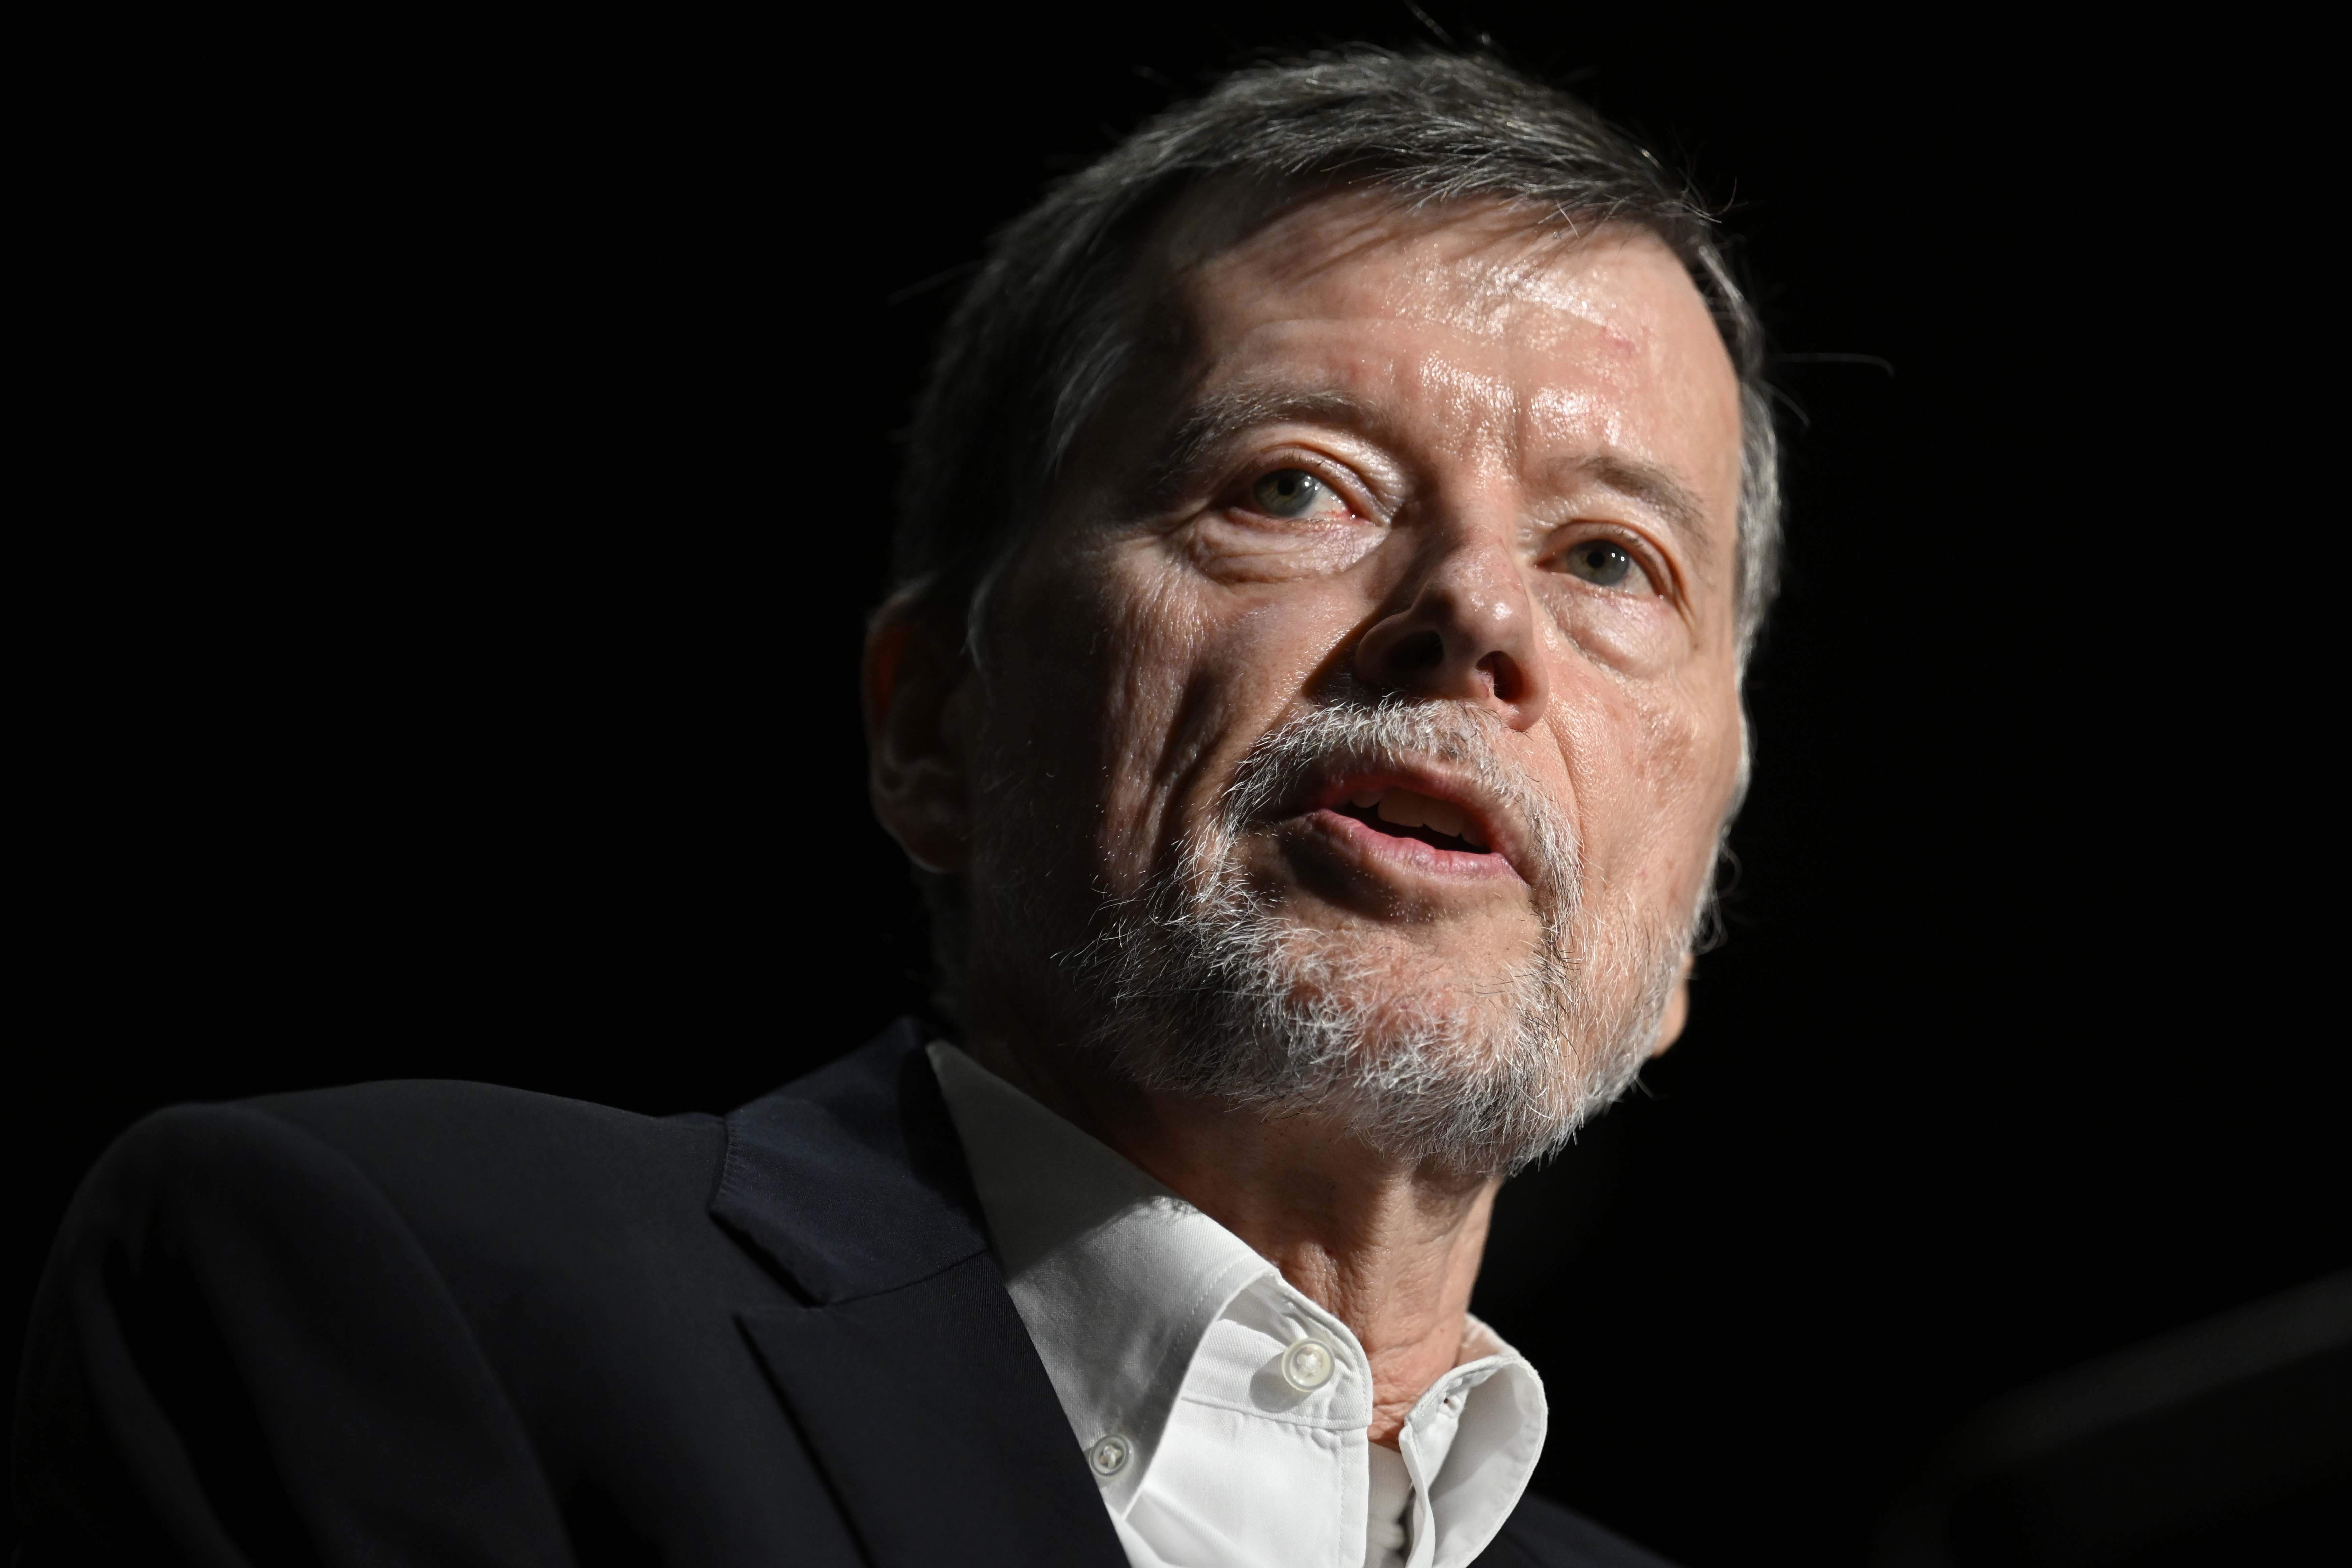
1143,180,1698,343
1119,183,1743,522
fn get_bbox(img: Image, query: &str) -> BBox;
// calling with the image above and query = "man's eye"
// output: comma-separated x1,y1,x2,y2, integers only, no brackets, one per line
1249,469,1338,519
1561,540,1645,590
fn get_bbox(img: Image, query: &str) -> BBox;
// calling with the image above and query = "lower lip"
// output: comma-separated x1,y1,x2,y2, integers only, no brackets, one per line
1295,806,1522,885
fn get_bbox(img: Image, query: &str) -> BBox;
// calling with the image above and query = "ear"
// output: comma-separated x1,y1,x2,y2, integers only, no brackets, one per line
1653,952,1698,1055
864,610,974,873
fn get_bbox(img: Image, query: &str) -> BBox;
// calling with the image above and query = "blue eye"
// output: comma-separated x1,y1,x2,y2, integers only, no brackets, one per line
1564,540,1637,588
1250,469,1333,518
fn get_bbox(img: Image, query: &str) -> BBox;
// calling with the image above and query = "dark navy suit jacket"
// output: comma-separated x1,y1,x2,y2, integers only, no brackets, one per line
13,1020,1675,1566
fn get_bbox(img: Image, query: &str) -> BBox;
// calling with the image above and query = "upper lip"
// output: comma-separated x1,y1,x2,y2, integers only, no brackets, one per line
1281,760,1531,882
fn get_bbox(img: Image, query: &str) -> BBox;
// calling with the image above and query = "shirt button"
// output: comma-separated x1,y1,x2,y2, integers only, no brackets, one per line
1281,1337,1336,1391
1088,1434,1132,1477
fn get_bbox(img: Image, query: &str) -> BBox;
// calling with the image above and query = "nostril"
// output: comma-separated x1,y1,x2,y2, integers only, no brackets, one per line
1390,629,1444,673
1475,651,1519,701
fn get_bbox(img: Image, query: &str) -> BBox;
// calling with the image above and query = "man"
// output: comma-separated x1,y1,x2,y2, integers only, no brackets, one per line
14,48,1776,1568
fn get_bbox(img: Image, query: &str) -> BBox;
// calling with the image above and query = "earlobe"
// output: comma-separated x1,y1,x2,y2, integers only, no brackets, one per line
1653,952,1697,1055
864,613,974,873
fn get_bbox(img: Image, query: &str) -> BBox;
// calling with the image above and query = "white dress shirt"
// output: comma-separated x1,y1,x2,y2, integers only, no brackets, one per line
929,1044,1547,1568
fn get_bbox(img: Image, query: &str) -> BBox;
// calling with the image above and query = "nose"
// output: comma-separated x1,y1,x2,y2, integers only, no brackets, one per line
1353,524,1550,729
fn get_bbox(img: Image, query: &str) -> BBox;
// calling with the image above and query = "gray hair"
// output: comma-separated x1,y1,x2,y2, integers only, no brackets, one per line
890,45,1782,665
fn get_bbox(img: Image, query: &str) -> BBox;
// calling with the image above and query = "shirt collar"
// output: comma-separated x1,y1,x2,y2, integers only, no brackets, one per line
928,1042,1279,1498
929,1042,1546,1567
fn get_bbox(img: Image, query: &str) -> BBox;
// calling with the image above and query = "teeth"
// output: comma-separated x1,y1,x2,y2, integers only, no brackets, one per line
1419,798,1467,840
1355,785,1490,850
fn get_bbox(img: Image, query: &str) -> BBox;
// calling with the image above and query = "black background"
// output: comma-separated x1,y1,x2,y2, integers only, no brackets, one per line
15,7,2342,1565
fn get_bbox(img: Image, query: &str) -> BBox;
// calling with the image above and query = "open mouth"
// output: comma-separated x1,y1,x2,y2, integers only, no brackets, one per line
1328,785,1493,855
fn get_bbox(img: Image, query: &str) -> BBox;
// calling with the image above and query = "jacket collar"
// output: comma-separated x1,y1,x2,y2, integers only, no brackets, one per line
711,1016,990,1303
709,1019,1130,1568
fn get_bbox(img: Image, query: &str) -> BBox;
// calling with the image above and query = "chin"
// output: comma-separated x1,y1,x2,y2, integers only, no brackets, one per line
1276,930,1529,1063
1071,890,1682,1178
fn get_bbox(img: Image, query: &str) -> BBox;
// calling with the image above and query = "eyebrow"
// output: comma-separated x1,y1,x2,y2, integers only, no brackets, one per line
1569,453,1719,568
1149,386,1381,490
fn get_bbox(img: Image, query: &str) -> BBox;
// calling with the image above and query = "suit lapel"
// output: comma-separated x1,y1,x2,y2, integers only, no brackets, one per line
739,1258,1123,1568
712,1020,991,1302
716,1021,1126,1568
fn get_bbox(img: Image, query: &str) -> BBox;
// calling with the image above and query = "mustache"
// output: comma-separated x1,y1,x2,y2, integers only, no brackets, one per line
1217,698,1579,908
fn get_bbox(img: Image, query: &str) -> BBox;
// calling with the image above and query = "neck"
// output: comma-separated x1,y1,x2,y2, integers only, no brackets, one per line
968,1032,1499,1445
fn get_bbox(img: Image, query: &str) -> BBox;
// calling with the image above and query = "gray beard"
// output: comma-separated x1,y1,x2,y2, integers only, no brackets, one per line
971,701,1697,1177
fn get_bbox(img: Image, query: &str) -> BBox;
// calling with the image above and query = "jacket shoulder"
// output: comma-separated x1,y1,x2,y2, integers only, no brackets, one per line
1479,1491,1683,1568
56,1079,756,1369
246,1078,751,1304
18,1081,838,1566
17,1090,606,1566
248,1077,724,1214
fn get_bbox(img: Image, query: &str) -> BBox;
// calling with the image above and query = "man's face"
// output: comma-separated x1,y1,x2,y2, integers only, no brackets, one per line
929,192,1747,1168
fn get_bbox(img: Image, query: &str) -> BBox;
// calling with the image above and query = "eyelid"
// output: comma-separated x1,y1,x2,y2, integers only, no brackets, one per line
1224,443,1387,521
1545,519,1679,598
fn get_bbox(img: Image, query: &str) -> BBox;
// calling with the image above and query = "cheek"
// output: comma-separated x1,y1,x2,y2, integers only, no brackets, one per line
1547,672,1741,912
1100,570,1355,856
1090,571,1214,827
1101,555,1384,888
1534,580,1688,679
983,551,1304,892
